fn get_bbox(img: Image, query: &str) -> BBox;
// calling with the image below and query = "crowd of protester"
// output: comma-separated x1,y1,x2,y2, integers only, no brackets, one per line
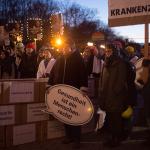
0,38,150,149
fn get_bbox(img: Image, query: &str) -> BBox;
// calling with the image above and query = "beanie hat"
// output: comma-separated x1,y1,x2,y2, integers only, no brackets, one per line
16,42,24,49
26,42,35,49
125,46,135,54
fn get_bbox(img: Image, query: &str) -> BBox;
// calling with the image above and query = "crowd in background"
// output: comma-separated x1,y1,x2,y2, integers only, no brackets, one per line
0,38,150,148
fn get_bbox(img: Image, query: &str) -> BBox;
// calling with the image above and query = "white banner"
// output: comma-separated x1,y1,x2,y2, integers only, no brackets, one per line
10,82,34,103
108,0,150,26
0,105,15,126
109,0,150,19
45,84,94,126
27,103,49,122
47,121,64,139
13,124,36,145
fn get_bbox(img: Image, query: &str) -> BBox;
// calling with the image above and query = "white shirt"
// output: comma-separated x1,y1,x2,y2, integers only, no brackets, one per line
37,58,56,79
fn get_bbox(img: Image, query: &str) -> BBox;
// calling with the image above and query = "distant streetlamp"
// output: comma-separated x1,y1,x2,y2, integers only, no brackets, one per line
100,45,105,49
87,42,94,46
17,35,22,42
34,38,37,51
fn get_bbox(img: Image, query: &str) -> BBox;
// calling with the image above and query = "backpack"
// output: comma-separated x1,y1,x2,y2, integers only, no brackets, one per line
125,61,137,106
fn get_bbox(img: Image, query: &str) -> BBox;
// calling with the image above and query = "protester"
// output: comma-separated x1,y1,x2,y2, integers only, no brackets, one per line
83,45,103,78
137,58,150,146
37,49,55,79
98,43,128,147
48,38,88,149
37,49,44,66
18,42,37,78
0,50,13,78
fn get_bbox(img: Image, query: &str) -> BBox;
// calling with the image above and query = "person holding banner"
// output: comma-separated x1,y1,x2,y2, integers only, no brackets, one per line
48,38,88,149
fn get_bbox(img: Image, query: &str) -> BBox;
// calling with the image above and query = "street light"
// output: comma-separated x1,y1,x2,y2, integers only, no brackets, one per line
34,38,37,51
56,38,62,46
100,45,105,49
87,42,94,46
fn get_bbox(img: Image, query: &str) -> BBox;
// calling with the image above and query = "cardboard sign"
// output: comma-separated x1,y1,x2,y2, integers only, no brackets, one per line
47,120,64,139
13,124,36,145
27,103,49,122
92,32,105,41
0,82,2,101
10,82,34,103
0,105,15,126
45,84,94,126
108,0,150,27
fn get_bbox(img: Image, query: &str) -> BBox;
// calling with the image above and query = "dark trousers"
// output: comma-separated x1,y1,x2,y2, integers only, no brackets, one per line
64,124,81,142
106,112,123,140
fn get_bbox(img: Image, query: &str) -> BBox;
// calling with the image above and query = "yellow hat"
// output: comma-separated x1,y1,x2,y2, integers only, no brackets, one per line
125,46,135,54
122,106,133,119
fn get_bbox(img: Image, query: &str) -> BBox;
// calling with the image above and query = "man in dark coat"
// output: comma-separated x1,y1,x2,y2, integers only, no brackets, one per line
19,43,37,78
48,39,88,149
98,44,128,147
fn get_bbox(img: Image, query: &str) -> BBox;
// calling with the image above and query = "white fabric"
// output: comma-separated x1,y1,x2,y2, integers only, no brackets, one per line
95,108,106,132
37,58,56,79
92,56,104,74
130,56,138,64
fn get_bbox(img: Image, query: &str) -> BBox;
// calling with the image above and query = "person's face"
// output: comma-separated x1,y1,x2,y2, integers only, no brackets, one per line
15,23,20,29
105,48,113,58
83,49,91,59
35,21,40,27
39,51,44,58
62,44,72,55
43,50,51,59
26,48,33,55
0,52,5,59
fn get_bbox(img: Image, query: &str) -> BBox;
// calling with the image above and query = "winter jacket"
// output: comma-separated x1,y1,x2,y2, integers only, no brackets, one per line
99,57,128,112
19,52,37,78
48,50,88,90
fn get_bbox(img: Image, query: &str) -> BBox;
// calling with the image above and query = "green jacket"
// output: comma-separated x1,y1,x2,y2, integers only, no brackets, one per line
99,57,128,112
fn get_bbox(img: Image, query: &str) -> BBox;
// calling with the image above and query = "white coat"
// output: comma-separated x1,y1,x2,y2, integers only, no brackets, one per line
37,58,56,79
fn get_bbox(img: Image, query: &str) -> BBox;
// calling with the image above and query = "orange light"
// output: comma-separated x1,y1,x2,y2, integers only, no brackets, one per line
56,38,62,46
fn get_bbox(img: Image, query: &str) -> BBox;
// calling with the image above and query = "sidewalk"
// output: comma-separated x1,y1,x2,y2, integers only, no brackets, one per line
3,127,150,150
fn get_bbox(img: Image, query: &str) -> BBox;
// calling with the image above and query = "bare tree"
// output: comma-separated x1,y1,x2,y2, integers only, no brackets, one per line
60,1,97,27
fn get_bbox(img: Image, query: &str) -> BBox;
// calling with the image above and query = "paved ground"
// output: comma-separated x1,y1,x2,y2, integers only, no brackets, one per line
2,127,150,150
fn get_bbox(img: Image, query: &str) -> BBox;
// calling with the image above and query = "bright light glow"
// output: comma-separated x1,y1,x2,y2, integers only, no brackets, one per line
17,36,22,42
87,42,93,46
56,38,62,46
100,45,105,49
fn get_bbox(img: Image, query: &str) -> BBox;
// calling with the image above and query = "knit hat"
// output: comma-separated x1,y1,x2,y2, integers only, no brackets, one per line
26,42,35,49
125,46,135,54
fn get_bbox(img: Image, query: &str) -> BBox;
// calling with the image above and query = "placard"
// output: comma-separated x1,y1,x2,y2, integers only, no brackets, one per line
0,82,2,100
13,124,36,145
88,78,95,98
45,84,94,126
10,82,34,103
27,103,49,122
0,105,15,126
47,120,64,139
108,0,150,26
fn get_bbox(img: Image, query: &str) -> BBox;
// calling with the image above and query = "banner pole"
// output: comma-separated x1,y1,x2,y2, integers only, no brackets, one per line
144,23,149,57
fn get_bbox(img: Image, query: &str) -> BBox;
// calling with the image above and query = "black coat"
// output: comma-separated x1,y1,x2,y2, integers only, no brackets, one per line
19,52,37,78
48,50,88,89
